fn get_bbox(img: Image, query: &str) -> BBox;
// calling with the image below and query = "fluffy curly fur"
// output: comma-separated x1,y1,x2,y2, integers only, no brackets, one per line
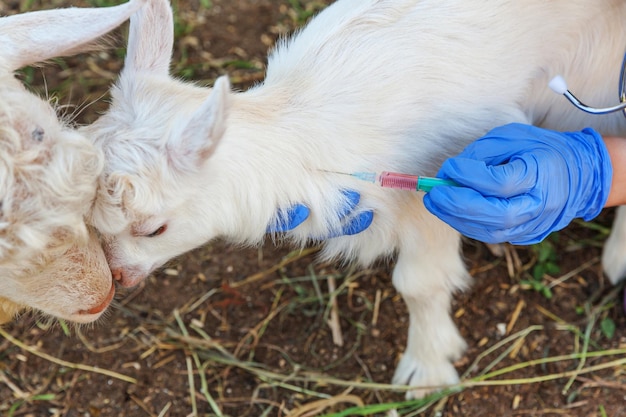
0,0,144,324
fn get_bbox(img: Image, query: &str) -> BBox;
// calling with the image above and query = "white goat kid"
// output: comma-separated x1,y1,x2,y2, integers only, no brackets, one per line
0,0,144,324
86,0,626,397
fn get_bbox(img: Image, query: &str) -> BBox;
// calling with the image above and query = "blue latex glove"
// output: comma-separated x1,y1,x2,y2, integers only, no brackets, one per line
423,123,613,245
267,190,374,236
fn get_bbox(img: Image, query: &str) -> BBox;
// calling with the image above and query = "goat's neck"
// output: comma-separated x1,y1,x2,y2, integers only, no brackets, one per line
196,88,340,243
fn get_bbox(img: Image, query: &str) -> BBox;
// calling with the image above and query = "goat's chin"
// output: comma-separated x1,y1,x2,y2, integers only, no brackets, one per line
0,277,115,326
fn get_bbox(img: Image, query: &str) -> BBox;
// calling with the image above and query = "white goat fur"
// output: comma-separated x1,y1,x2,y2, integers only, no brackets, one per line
0,0,144,324
87,0,626,397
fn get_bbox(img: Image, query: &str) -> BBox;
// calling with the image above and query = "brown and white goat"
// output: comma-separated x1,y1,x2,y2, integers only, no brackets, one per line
0,0,144,324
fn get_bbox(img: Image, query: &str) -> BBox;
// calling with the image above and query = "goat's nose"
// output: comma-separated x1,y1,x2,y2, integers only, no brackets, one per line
111,268,124,282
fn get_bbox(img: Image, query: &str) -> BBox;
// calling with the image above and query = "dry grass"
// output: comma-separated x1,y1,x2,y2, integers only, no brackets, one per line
2,239,625,416
2,1,626,416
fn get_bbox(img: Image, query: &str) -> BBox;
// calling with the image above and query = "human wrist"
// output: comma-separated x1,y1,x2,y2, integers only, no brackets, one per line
603,135,626,207
572,128,612,221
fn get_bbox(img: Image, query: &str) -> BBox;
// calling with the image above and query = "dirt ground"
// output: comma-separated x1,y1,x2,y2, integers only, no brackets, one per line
2,1,626,416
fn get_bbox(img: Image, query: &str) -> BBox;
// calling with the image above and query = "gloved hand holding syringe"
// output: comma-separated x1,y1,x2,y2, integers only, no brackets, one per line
277,67,623,243
327,171,458,192
325,118,613,246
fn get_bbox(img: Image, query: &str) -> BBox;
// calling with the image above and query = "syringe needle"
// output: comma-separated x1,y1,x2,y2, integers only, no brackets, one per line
321,170,458,192
320,170,377,182
350,172,378,183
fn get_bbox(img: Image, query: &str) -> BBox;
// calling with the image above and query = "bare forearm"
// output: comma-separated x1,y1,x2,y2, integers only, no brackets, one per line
604,136,626,207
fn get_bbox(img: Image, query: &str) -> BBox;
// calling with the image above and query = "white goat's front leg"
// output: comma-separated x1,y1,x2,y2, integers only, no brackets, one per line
391,219,469,399
602,206,626,284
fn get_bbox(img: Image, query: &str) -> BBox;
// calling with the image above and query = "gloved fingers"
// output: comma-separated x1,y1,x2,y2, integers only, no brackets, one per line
424,186,539,230
456,124,540,161
322,190,372,237
340,210,374,236
336,190,374,235
337,190,361,220
456,123,569,164
266,203,310,232
266,190,367,234
426,123,612,245
438,221,547,245
497,223,554,246
438,157,537,198
323,210,374,238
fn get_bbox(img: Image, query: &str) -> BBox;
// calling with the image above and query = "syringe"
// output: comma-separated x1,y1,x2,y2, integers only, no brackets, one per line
331,171,458,192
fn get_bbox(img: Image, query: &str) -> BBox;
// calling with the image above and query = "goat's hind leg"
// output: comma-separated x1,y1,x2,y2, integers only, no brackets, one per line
602,206,626,284
391,219,470,399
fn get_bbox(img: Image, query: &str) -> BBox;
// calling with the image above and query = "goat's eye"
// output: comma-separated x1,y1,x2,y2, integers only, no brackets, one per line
31,127,44,142
146,225,167,238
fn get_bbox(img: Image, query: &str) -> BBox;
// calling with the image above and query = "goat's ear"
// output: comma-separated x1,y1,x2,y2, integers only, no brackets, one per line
0,0,144,72
123,0,174,76
167,76,231,171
